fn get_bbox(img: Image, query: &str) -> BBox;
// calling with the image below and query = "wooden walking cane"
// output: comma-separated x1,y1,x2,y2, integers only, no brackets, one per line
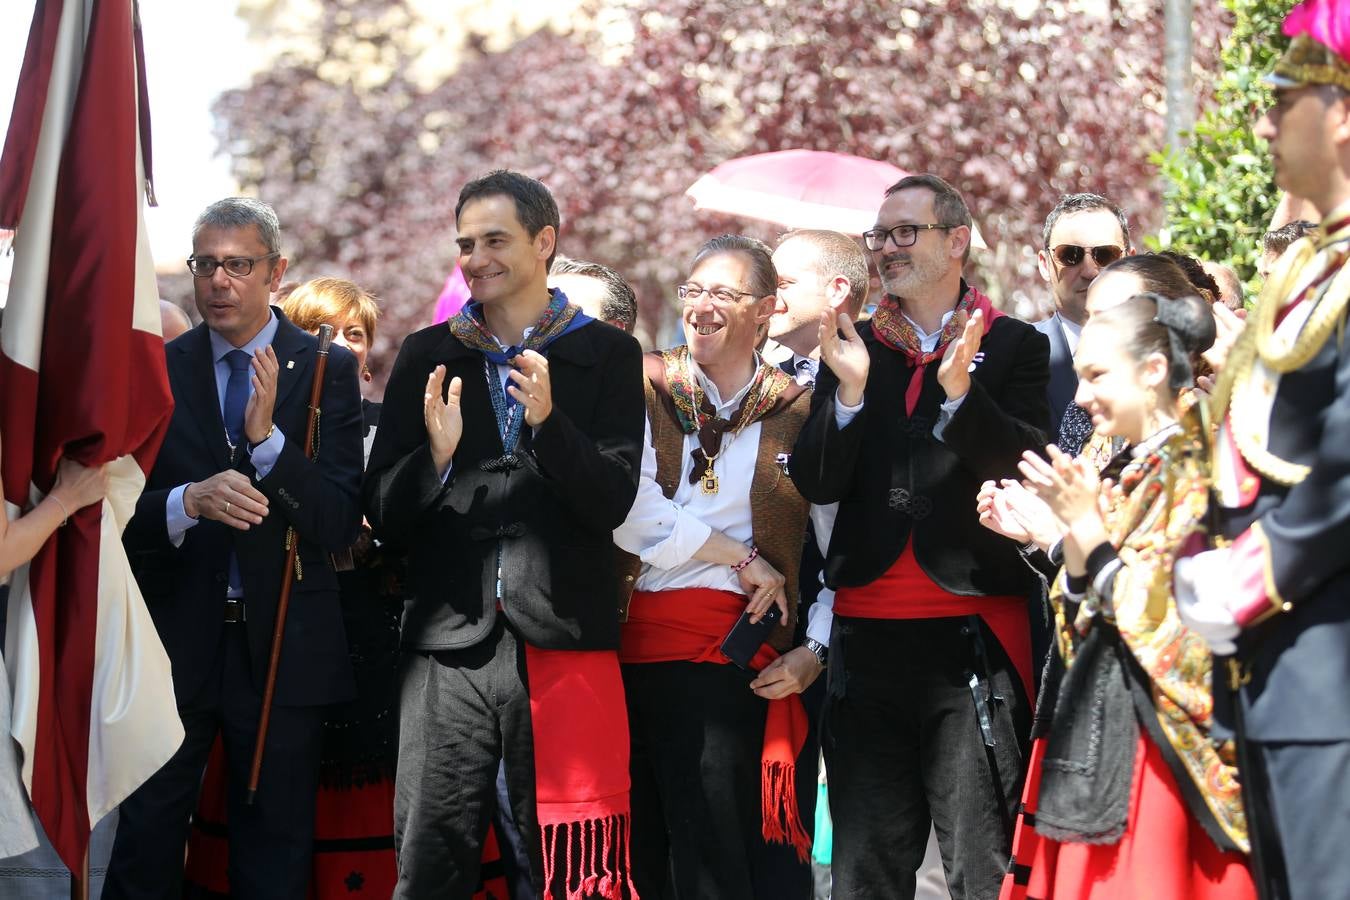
246,324,335,805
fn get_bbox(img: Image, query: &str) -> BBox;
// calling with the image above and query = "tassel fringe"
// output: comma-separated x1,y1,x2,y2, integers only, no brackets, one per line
541,813,638,900
762,760,813,863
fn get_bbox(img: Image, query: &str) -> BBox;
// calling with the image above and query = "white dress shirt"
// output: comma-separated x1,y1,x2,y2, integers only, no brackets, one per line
614,358,764,595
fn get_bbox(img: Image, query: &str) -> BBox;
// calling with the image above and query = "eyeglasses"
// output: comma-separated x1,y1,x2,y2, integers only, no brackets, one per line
186,252,280,278
862,223,954,251
1050,244,1124,268
677,283,757,305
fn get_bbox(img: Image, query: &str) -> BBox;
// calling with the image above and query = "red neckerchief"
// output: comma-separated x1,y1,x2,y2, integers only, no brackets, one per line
870,282,1004,414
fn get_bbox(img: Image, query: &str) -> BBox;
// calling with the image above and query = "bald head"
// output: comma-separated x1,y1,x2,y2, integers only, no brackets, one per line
160,300,192,341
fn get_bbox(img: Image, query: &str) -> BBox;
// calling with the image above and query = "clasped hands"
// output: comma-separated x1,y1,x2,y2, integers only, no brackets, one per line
424,351,552,472
979,445,1115,576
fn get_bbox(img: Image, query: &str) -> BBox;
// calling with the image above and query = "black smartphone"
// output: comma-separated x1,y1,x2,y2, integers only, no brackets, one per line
719,606,782,670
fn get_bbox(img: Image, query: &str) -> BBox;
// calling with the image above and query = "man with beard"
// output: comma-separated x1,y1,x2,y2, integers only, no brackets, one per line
792,174,1049,899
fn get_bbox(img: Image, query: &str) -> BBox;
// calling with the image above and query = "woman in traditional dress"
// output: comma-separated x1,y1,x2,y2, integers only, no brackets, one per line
989,292,1256,899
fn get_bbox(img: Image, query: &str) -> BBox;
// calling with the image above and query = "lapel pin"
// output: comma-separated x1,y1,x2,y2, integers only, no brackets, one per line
286,360,295,370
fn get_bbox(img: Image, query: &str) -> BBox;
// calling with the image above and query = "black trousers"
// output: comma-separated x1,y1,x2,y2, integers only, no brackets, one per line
105,624,324,900
1245,738,1350,900
393,621,542,899
624,660,812,900
823,615,1029,900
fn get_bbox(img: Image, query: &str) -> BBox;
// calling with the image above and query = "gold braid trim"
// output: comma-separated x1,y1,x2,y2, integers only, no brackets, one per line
1210,235,1350,486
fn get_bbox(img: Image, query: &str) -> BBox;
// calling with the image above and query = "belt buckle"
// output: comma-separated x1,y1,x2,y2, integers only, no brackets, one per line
224,598,246,623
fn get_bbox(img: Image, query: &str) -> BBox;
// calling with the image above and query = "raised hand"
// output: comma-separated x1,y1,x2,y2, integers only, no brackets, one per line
507,349,553,428
1202,303,1247,375
424,365,464,472
243,346,280,444
819,309,870,406
936,308,983,401
1018,444,1099,524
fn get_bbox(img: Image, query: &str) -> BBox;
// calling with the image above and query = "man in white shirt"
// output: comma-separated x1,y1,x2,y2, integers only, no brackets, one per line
614,234,815,899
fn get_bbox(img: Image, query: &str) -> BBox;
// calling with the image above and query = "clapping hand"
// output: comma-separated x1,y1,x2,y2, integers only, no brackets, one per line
977,478,1065,551
1017,444,1100,525
936,309,983,401
425,365,464,472
507,350,553,427
819,309,869,406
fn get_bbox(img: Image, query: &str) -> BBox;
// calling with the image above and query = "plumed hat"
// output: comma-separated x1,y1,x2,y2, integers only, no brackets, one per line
1268,0,1350,89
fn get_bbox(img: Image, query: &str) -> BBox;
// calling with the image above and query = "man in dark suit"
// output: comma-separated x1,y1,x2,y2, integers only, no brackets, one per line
107,199,364,899
1176,10,1350,898
1032,193,1131,440
365,171,644,898
792,174,1049,900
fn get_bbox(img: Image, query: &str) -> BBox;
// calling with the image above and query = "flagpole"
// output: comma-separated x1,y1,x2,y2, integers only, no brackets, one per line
69,848,89,900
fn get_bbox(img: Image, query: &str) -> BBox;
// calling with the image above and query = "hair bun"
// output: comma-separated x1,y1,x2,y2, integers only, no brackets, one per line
1152,294,1217,356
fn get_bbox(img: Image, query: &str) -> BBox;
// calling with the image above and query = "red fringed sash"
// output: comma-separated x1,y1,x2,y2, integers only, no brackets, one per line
618,588,813,861
524,646,638,899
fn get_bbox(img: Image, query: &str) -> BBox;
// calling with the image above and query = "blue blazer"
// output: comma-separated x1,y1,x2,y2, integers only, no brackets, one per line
1034,312,1077,436
124,308,364,707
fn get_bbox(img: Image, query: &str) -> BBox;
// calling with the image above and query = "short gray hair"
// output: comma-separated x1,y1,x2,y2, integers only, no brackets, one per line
193,197,281,253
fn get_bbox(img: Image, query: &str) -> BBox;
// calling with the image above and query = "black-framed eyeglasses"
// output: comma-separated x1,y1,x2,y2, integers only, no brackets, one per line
862,223,954,251
677,283,757,305
1050,244,1124,268
186,252,280,278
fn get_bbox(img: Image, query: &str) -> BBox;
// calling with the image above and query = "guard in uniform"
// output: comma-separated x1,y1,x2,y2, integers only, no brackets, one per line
1175,4,1350,897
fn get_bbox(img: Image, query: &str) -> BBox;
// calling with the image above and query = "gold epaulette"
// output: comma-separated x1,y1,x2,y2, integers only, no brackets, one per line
1209,236,1350,486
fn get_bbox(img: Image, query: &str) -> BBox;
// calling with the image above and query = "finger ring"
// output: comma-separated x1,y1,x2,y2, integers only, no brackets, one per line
224,501,232,516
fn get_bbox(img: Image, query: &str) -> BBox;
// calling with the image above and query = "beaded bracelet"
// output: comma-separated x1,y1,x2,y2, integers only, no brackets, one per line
48,494,71,527
731,546,759,573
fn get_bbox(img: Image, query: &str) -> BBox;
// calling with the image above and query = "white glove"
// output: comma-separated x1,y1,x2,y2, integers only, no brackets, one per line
1174,552,1240,656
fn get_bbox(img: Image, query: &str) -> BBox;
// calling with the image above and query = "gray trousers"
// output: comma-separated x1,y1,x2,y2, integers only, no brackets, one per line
393,622,542,900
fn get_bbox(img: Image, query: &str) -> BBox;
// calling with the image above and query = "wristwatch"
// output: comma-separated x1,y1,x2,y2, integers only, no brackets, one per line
803,637,828,667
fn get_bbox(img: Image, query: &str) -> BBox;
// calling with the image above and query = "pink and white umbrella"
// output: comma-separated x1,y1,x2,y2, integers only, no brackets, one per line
686,149,986,248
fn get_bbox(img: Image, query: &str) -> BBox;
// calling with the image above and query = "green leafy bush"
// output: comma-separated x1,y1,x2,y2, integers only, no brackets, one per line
1153,0,1294,285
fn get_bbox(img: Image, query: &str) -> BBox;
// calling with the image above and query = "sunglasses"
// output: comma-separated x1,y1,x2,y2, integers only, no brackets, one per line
1051,244,1124,268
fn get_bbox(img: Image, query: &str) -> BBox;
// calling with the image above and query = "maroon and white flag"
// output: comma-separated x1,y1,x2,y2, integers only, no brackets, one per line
0,0,181,871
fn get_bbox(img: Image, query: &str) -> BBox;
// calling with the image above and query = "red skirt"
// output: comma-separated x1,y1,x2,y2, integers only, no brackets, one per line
183,737,509,900
999,734,1255,900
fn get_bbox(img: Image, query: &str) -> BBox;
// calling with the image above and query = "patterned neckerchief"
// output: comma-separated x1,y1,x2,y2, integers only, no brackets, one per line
447,288,591,452
868,281,1002,416
870,282,985,364
660,345,793,484
447,288,588,364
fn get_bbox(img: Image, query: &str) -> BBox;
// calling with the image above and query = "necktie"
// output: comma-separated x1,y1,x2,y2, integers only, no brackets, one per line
222,349,251,596
224,349,252,451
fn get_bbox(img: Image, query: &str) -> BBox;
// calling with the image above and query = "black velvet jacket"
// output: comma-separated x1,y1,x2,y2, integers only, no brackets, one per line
364,319,644,652
791,311,1050,598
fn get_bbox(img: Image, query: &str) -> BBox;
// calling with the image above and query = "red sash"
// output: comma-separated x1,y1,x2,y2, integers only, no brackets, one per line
619,587,813,860
525,646,636,899
835,544,1033,700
